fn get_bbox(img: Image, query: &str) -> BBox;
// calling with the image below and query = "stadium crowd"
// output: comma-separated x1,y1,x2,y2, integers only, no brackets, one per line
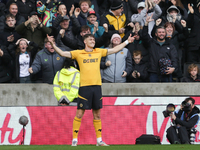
1,0,200,83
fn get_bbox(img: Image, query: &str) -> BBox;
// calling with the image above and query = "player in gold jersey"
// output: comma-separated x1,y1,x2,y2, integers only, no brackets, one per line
47,31,135,146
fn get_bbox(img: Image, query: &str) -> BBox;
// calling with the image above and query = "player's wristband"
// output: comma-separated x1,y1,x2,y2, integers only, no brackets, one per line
125,40,129,45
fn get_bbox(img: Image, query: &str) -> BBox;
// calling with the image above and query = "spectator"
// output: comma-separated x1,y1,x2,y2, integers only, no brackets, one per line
8,38,38,83
36,0,61,27
101,33,132,83
186,3,200,63
127,50,149,82
53,57,80,106
0,14,21,47
78,0,99,26
0,45,12,83
87,10,104,38
60,24,109,50
0,2,25,32
152,19,188,80
131,0,162,36
181,63,200,82
124,22,149,63
142,14,178,82
57,2,67,16
100,0,131,38
6,0,36,20
28,37,66,84
158,5,183,33
61,0,74,16
15,11,51,50
51,4,80,51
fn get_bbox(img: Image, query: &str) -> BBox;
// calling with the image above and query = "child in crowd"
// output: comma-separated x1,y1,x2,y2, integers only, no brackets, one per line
181,64,200,82
87,10,104,38
127,50,149,82
8,38,38,83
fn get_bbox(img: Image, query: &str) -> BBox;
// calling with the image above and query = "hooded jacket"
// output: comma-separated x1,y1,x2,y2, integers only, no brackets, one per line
53,67,80,103
31,47,66,84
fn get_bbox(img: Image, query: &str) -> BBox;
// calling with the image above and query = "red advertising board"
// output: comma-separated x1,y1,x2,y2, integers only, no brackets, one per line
0,96,200,145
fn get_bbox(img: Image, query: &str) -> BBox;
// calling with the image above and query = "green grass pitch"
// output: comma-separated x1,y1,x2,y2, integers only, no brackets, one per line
0,145,199,150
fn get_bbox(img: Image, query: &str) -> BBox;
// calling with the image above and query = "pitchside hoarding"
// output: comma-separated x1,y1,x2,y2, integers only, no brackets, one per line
0,96,200,145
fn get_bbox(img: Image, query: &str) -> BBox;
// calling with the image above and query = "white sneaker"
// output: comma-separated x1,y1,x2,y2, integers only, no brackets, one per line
96,141,109,146
71,141,77,146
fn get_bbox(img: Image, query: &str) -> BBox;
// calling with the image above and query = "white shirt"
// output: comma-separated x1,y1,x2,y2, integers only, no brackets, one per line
19,53,30,77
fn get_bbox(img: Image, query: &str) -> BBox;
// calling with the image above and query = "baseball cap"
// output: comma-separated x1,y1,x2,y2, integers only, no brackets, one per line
62,15,69,21
137,2,145,9
88,10,96,17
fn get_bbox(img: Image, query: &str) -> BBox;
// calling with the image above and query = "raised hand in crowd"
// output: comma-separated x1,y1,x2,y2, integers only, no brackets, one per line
181,20,186,27
119,28,125,34
145,0,149,10
103,23,108,32
93,21,99,34
15,38,29,45
7,34,14,42
188,3,194,14
0,49,3,57
170,0,176,5
69,4,75,17
54,0,57,3
156,18,162,26
74,7,81,18
59,29,65,38
145,13,154,25
127,22,135,28
46,0,51,4
147,0,153,10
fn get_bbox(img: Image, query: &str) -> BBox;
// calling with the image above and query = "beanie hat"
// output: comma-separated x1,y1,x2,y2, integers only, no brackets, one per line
110,0,123,10
111,33,122,43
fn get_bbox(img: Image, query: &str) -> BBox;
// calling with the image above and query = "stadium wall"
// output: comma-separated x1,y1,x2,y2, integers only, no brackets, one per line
0,83,200,145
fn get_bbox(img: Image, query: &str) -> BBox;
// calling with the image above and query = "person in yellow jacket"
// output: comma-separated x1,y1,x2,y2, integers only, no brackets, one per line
53,58,80,106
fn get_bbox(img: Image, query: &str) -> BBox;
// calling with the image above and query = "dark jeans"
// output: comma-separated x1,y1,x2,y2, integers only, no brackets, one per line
149,73,172,82
19,76,32,83
166,126,190,144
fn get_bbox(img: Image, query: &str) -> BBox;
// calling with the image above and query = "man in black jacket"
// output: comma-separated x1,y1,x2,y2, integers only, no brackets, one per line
142,14,178,82
166,97,200,144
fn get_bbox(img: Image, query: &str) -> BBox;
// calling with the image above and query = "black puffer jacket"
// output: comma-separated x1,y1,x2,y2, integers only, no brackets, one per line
0,45,12,83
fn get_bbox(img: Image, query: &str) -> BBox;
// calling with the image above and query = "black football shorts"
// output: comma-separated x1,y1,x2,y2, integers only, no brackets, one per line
77,85,103,110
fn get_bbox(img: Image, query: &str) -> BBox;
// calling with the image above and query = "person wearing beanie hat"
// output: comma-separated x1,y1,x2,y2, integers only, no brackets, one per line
100,0,130,38
131,0,162,36
186,3,200,62
110,0,123,10
101,33,132,83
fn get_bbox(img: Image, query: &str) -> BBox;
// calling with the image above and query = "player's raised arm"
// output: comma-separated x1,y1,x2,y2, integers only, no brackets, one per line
47,34,72,58
107,34,135,55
